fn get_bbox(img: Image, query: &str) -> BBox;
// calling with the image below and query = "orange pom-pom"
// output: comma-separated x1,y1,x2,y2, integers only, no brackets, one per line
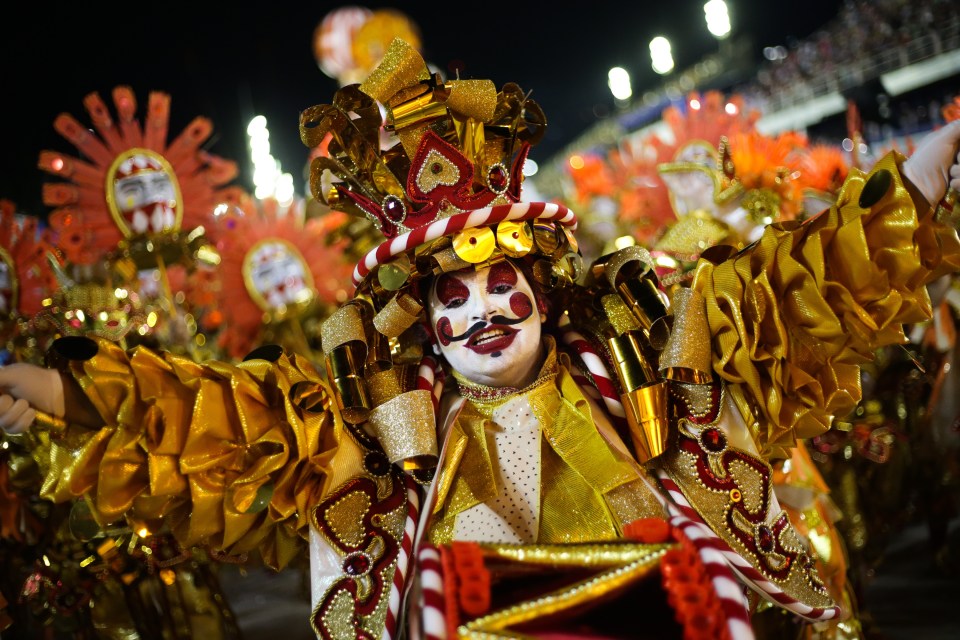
622,517,672,543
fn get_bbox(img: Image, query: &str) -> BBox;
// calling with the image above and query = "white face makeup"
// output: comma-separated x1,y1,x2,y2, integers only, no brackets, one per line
428,261,545,388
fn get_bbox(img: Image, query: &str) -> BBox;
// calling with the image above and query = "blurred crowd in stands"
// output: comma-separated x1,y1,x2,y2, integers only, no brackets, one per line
742,0,958,117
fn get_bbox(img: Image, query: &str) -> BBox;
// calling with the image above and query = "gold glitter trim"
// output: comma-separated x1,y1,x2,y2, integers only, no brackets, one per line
372,293,422,337
670,382,716,418
446,79,497,122
415,149,462,194
476,541,672,567
322,491,371,549
659,287,712,383
601,245,655,290
460,544,669,638
358,38,430,105
366,367,405,407
321,303,367,354
661,428,836,610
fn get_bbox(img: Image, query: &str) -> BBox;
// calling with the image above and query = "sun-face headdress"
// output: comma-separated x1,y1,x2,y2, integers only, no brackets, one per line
213,195,353,360
39,86,240,267
631,93,813,266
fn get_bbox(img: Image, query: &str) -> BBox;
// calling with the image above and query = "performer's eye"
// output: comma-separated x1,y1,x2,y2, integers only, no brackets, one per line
446,298,466,309
491,283,512,295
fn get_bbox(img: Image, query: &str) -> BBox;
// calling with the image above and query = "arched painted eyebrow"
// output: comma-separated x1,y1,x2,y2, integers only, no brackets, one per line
435,273,470,306
486,262,517,293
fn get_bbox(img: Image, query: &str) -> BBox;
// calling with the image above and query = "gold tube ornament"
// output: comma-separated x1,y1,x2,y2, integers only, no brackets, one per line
325,343,372,424
622,381,670,464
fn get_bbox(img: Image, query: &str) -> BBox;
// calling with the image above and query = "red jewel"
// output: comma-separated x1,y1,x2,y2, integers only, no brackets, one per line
383,196,405,222
700,428,726,453
343,553,371,576
757,525,774,552
469,237,477,245
488,164,508,191
431,162,443,175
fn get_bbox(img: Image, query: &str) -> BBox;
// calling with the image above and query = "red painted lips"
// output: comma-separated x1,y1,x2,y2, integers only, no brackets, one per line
464,325,518,354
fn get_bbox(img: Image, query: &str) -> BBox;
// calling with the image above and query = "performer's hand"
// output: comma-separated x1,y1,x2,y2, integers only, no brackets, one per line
0,364,65,434
903,119,960,207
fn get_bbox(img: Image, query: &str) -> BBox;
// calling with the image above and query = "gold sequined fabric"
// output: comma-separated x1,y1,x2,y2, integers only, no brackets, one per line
45,337,343,569
691,152,960,458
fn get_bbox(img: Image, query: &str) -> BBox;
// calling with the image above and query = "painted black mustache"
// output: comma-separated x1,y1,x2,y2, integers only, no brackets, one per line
440,310,532,343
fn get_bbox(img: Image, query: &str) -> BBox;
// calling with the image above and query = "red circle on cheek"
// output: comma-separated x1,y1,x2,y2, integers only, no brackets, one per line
509,292,532,318
436,316,452,346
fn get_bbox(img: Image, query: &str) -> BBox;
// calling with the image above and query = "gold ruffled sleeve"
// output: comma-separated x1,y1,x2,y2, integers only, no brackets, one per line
40,338,343,569
691,151,960,459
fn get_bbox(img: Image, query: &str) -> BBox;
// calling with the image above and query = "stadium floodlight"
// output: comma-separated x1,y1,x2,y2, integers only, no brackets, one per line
608,67,633,101
650,37,675,75
704,0,731,39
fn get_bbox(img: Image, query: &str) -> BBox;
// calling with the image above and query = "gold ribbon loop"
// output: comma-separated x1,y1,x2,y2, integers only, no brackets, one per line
321,303,368,354
359,38,431,105
599,246,656,290
373,293,423,338
322,302,374,424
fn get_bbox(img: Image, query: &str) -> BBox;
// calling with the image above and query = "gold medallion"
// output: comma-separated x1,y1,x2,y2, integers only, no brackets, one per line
452,227,496,263
496,221,533,257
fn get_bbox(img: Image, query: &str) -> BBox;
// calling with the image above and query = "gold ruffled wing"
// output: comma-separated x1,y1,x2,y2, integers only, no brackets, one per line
692,151,960,459
41,338,343,569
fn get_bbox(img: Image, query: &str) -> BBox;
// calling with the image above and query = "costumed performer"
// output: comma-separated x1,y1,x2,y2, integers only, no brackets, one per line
2,38,960,639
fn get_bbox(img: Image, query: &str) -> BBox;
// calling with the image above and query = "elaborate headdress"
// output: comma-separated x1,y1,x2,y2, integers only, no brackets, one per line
213,196,352,360
301,38,581,298
653,94,809,233
39,86,240,266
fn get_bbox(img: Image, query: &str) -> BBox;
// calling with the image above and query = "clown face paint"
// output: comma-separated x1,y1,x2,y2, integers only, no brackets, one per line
428,261,544,388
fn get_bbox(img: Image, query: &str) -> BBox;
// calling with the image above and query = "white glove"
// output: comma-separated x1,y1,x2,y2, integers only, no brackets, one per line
0,363,65,434
902,119,960,207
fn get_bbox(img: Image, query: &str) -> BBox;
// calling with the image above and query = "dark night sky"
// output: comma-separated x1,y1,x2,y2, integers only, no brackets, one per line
0,0,846,216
